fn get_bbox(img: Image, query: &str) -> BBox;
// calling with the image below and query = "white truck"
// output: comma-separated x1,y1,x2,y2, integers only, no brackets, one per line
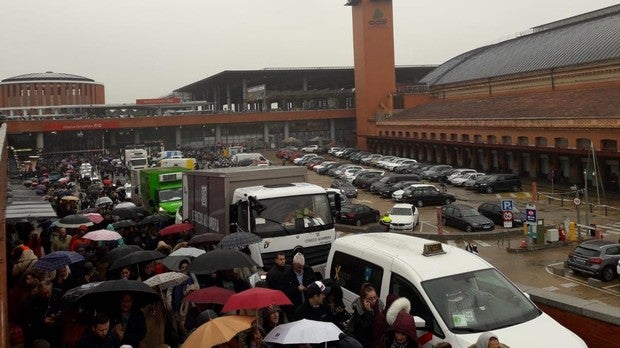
123,148,148,170
183,166,340,270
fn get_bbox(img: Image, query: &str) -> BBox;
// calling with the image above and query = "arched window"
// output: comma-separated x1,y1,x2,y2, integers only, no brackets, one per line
554,137,568,148
601,139,617,152
474,135,482,143
518,136,529,146
535,137,547,147
461,134,469,142
502,136,512,145
576,138,591,150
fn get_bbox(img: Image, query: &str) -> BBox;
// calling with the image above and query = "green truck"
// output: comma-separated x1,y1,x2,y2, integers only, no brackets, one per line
139,167,187,215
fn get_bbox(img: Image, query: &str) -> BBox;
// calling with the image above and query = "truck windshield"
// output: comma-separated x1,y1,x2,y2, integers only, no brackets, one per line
242,194,334,237
159,187,183,202
131,159,147,166
422,268,540,333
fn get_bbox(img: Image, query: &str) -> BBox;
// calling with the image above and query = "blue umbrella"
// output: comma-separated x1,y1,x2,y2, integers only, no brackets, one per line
34,251,85,271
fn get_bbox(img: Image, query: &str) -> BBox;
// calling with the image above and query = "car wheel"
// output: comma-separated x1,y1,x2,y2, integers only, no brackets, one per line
373,214,380,222
441,217,447,226
512,185,520,192
600,266,615,282
485,186,494,194
465,225,473,232
416,200,424,207
444,198,452,205
355,219,362,227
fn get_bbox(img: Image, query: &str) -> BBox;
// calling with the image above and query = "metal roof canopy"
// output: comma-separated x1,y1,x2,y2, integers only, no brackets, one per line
6,184,57,221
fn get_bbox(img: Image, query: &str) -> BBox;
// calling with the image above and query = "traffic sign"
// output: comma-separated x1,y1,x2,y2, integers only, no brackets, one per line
525,204,537,223
573,197,581,206
503,211,514,228
501,199,513,211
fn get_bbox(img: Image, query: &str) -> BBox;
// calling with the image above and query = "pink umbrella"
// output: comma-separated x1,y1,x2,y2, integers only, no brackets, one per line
83,229,122,241
84,213,104,224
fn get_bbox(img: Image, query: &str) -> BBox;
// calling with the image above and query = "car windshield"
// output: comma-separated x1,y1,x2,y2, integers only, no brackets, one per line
422,269,540,333
391,207,412,216
461,207,480,217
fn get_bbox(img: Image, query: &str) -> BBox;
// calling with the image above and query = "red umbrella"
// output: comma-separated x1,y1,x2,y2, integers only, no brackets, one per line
159,222,194,236
184,286,235,305
221,287,292,312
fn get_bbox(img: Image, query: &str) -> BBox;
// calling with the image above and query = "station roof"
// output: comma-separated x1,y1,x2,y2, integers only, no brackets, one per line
2,71,95,83
421,5,620,86
6,183,57,222
174,66,437,95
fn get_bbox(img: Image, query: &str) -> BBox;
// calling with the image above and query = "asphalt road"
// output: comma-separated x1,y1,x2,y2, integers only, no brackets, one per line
269,151,620,309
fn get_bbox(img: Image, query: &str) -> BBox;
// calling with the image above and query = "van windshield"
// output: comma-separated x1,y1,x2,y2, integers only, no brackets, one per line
422,268,540,333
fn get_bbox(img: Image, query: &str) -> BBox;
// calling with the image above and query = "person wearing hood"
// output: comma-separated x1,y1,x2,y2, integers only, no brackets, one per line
350,283,384,348
468,332,509,348
384,297,417,348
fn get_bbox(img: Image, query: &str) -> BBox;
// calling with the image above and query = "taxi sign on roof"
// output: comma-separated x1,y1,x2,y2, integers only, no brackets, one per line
422,242,445,256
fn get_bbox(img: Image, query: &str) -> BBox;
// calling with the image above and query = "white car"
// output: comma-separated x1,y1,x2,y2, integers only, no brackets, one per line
293,153,318,165
450,172,485,186
392,183,435,201
313,161,336,173
301,144,319,153
388,203,419,231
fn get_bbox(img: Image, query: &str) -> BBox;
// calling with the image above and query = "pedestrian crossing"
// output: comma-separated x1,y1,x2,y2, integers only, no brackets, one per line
494,192,532,199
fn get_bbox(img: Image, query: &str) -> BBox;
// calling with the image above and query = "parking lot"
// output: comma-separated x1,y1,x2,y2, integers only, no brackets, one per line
268,150,620,308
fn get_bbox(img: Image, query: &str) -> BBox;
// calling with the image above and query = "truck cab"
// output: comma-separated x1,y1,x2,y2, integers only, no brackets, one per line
140,167,187,215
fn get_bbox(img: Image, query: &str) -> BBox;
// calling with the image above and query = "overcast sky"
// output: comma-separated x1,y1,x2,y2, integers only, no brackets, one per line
1,0,617,104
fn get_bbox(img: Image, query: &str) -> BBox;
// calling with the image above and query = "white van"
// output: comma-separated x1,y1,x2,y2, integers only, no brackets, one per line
231,152,271,166
325,233,586,348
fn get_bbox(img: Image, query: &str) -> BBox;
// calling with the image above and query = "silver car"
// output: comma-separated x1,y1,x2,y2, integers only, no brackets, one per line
567,240,620,282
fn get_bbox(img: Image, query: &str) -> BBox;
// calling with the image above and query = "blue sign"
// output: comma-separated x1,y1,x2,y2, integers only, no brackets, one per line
501,199,513,211
525,206,537,223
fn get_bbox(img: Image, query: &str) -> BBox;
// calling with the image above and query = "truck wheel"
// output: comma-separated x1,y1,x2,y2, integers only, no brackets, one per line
600,266,615,282
465,225,473,233
355,219,362,226
485,186,494,194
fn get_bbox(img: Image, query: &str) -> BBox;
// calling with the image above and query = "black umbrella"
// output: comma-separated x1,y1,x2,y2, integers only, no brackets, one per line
56,214,94,228
218,232,262,249
64,279,160,308
188,233,224,246
188,248,258,275
138,213,172,226
102,245,143,264
109,250,166,270
111,208,140,221
88,184,103,194
111,219,137,230
62,281,104,303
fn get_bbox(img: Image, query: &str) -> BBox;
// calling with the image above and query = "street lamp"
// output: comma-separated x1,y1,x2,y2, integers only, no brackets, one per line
583,168,590,234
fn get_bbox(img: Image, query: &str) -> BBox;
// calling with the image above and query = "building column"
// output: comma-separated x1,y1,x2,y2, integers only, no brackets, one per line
215,125,222,144
226,84,232,111
241,79,248,111
284,122,290,139
175,127,182,149
329,119,336,143
36,133,44,150
134,131,140,144
110,131,117,146
263,123,270,148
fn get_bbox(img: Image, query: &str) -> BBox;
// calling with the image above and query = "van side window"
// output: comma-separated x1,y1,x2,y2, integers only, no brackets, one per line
390,273,445,339
331,251,383,297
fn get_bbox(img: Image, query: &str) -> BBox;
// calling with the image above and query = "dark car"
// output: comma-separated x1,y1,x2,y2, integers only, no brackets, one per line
330,179,358,198
441,204,495,232
338,203,380,226
369,174,420,193
352,171,383,188
316,161,340,175
378,180,419,199
401,185,456,207
354,173,383,189
567,240,620,282
474,174,522,193
477,202,526,227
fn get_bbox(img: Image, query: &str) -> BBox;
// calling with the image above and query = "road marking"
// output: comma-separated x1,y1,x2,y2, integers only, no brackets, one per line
446,240,458,247
545,263,620,296
560,283,579,288
474,240,491,247
542,286,559,292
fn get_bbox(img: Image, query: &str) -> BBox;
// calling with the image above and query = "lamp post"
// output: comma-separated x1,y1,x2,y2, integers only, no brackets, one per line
584,168,590,234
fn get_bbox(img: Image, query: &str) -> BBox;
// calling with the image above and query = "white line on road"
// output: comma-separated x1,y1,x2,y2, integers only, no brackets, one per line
474,240,491,247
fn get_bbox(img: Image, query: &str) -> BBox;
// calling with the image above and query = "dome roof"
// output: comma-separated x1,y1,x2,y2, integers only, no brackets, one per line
2,71,94,83
421,6,620,86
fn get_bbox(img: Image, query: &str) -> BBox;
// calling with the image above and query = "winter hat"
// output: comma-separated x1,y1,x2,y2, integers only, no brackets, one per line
475,331,498,348
338,333,363,348
386,297,417,342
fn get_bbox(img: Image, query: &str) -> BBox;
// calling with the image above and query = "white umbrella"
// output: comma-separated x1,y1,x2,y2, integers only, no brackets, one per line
143,271,189,290
95,196,113,206
83,229,123,241
169,247,206,258
263,319,343,344
115,201,137,209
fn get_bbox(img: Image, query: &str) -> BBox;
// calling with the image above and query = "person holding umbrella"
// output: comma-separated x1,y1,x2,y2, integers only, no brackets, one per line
23,280,64,347
75,312,121,348
110,293,147,348
170,259,200,338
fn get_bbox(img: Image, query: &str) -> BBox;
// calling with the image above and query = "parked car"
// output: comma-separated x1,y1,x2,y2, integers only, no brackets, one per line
301,144,319,153
293,153,318,165
338,203,380,226
388,203,419,231
369,174,420,193
317,162,341,175
313,161,336,173
567,240,620,282
450,172,485,186
330,179,358,198
378,180,419,199
441,204,495,232
353,172,384,189
474,173,522,193
477,202,526,227
401,184,456,207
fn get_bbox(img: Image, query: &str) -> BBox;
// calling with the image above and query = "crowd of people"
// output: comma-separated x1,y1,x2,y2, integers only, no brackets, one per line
6,151,508,348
